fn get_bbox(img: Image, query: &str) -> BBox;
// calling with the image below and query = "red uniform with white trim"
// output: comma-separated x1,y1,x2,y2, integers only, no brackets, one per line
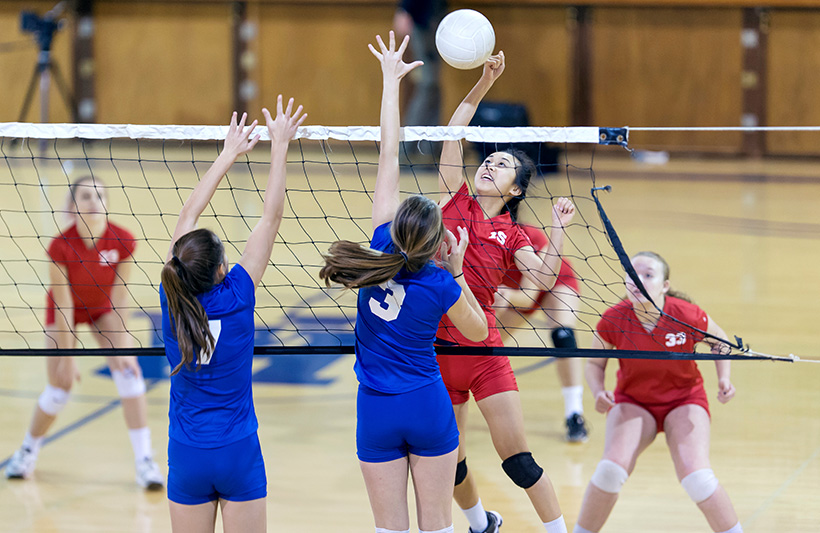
596,296,711,431
45,222,136,325
436,183,533,404
500,224,579,316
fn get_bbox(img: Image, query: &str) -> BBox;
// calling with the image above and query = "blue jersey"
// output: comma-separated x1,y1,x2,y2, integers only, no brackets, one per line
160,264,257,448
354,222,462,394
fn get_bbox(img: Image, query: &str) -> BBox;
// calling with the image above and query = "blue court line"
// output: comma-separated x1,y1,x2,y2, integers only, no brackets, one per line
742,443,820,529
0,378,161,471
514,356,557,375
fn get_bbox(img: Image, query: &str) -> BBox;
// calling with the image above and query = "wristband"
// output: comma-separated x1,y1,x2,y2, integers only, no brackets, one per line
453,272,464,279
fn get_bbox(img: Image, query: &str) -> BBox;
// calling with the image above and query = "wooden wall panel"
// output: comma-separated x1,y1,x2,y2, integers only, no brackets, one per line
591,8,744,152
441,6,571,127
0,1,74,123
256,4,395,126
767,10,820,155
94,2,233,124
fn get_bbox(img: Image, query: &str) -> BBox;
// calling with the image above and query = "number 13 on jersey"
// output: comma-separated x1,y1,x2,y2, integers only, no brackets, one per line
369,280,406,322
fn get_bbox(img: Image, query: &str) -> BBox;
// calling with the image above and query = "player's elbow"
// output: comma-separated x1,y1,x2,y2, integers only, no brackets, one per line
460,316,489,343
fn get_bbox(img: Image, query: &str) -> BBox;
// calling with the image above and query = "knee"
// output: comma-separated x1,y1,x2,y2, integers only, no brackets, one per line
111,369,146,399
681,468,719,503
590,459,629,494
501,452,543,489
454,458,468,486
38,384,70,416
551,327,577,350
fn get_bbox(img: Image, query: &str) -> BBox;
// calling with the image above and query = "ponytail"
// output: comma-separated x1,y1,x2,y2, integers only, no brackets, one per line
320,195,445,290
162,229,225,375
319,241,406,289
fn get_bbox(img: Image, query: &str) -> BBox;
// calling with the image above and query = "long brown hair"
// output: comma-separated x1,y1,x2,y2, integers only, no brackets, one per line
319,195,446,289
632,251,693,304
161,228,225,375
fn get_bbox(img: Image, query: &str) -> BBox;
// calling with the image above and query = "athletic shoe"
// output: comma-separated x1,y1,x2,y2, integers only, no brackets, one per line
469,510,503,533
135,458,164,491
5,447,38,479
565,413,589,443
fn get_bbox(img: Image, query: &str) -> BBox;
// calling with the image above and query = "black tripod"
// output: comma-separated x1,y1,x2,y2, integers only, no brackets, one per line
18,2,76,124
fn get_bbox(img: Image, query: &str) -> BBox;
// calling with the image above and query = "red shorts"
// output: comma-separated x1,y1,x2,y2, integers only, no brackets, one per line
614,388,710,433
517,259,580,317
436,354,518,405
45,291,109,326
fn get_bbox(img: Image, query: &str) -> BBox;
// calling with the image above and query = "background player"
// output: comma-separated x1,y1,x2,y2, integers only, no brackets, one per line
573,251,742,533
160,102,305,532
495,224,589,443
320,31,487,533
5,175,163,490
435,52,573,533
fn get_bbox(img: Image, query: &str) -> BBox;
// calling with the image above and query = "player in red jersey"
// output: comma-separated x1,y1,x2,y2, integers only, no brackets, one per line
4,176,163,490
573,251,742,533
495,224,589,443
435,51,573,533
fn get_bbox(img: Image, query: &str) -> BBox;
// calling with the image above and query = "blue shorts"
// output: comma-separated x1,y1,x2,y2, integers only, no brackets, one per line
167,432,267,505
357,379,460,463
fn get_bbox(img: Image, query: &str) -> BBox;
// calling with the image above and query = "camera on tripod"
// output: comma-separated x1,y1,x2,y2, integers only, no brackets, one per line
20,3,65,52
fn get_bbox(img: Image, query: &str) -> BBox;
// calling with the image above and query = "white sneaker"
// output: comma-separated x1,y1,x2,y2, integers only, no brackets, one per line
135,458,164,491
5,447,38,479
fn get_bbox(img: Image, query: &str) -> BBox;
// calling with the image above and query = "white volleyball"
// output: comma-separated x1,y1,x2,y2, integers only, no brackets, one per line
435,9,495,70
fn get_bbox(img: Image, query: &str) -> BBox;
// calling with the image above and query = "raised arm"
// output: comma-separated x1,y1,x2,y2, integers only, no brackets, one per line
704,314,736,404
238,96,307,288
369,31,423,230
166,112,260,262
439,52,505,204
513,197,575,292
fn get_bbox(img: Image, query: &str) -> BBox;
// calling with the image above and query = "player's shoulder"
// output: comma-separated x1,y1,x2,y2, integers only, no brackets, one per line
602,299,633,320
665,296,703,315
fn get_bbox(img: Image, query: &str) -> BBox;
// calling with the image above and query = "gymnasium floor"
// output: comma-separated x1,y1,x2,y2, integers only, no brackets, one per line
0,144,818,532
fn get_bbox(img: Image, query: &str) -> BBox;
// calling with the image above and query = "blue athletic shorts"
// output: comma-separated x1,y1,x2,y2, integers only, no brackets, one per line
167,432,267,505
357,379,460,463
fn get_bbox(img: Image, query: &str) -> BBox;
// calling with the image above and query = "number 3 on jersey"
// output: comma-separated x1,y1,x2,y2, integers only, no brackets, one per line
200,319,222,365
369,280,406,322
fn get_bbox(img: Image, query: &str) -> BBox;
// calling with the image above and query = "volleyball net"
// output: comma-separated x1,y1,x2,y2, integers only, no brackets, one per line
0,122,800,362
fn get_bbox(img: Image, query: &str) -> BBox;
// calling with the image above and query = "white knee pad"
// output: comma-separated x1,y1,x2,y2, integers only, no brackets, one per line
38,384,70,416
111,369,146,399
590,459,629,494
681,468,719,503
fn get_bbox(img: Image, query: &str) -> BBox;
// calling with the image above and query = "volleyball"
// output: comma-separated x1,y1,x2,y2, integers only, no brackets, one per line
435,9,495,70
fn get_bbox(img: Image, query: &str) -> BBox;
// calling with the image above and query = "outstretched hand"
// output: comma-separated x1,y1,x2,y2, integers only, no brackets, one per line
263,95,307,146
369,30,424,81
442,225,469,277
223,111,260,158
481,51,505,83
552,197,576,228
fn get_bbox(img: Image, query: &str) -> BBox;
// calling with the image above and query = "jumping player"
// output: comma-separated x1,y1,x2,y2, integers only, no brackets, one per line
5,176,163,490
435,52,572,533
160,101,305,532
573,251,742,533
320,32,487,533
495,224,589,443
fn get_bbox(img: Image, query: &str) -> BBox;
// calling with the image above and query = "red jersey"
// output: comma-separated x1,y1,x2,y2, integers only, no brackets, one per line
596,296,709,405
437,183,532,346
46,222,136,324
500,224,579,293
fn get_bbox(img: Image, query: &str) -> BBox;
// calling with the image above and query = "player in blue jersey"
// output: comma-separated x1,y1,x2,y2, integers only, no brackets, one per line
159,100,306,533
319,32,488,533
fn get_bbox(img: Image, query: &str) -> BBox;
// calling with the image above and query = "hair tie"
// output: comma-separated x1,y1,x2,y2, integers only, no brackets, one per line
399,251,409,264
171,255,182,267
